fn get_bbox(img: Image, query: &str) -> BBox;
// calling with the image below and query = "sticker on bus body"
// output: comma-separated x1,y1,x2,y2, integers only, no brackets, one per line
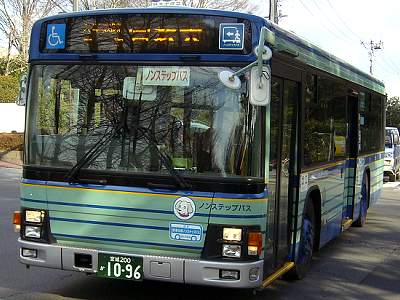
300,173,309,193
169,222,203,242
142,66,190,87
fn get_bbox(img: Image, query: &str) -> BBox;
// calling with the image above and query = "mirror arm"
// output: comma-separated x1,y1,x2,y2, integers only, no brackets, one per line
257,27,268,79
228,61,258,81
229,27,273,83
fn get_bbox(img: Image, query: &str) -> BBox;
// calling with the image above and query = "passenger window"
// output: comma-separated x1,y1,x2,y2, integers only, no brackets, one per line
303,74,347,166
359,93,384,153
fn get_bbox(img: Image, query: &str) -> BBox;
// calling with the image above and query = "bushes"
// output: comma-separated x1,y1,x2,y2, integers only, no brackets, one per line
0,133,23,151
0,75,19,103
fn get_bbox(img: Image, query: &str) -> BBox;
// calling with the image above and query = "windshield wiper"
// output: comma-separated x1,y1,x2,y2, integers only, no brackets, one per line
137,126,191,190
65,126,120,184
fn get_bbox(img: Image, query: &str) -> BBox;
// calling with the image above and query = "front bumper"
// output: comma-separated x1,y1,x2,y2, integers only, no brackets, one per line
384,165,395,173
18,239,263,288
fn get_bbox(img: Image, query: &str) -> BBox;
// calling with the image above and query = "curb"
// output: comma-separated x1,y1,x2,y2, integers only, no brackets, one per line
0,160,22,169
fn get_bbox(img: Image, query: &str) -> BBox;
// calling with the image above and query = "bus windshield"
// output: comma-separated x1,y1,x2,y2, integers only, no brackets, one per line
26,64,263,180
385,131,392,148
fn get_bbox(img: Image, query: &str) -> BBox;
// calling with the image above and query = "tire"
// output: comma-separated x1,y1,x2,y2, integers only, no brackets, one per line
286,200,315,279
353,174,369,227
389,173,396,182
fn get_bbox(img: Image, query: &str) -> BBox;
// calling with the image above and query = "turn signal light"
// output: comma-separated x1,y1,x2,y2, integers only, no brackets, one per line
13,211,21,225
13,211,21,232
248,232,262,256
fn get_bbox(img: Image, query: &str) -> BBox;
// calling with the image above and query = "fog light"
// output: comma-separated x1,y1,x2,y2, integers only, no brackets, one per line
220,269,240,280
25,210,44,223
249,267,260,281
21,248,37,258
222,244,241,258
25,226,41,239
223,228,242,241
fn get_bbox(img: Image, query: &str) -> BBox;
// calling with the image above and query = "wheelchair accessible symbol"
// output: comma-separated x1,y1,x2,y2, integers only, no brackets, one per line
46,24,66,49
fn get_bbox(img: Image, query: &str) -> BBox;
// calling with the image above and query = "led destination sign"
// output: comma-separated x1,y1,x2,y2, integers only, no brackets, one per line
41,14,251,54
82,24,203,44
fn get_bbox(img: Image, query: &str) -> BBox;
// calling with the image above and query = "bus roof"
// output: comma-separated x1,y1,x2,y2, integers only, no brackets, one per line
269,22,385,95
31,7,385,94
36,7,265,23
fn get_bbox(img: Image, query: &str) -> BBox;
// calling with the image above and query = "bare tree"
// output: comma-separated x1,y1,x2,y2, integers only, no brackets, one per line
0,0,61,63
181,0,256,12
69,0,257,13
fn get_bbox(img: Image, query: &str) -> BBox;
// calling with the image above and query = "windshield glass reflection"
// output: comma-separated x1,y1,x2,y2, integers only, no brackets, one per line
26,65,263,179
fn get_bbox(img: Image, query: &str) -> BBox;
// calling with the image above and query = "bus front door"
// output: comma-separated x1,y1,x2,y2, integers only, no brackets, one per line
344,94,359,220
265,71,300,274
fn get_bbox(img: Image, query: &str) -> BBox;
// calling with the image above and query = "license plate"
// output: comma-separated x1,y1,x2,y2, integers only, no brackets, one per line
97,253,143,281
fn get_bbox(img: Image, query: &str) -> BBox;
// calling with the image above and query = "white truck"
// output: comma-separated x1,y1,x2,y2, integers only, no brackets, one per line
384,127,400,181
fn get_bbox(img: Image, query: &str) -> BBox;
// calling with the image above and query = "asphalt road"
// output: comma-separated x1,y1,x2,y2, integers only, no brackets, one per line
0,167,399,300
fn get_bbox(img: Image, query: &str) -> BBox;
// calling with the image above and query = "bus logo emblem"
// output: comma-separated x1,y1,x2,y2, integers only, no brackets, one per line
173,197,195,220
46,24,66,49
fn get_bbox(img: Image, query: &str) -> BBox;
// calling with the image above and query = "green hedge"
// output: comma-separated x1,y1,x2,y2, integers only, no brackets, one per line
0,133,23,151
0,75,19,103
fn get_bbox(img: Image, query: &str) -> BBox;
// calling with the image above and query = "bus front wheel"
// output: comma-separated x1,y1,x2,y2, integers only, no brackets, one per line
287,200,315,279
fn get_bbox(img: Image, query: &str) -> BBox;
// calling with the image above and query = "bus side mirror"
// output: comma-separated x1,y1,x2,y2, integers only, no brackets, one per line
218,27,274,106
16,74,27,106
250,65,271,106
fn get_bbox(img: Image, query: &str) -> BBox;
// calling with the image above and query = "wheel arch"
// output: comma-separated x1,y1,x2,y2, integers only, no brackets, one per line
363,166,371,208
303,185,321,251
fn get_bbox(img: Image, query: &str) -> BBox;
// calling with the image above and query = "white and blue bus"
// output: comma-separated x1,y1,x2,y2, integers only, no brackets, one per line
14,7,385,290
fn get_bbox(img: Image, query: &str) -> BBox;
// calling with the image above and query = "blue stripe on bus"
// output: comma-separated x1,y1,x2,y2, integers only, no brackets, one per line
21,198,265,219
23,179,214,198
50,217,170,231
214,190,267,199
22,198,176,215
52,233,203,250
324,183,344,194
208,213,267,219
345,160,356,168
322,202,343,216
23,179,267,200
363,153,384,164
323,194,343,205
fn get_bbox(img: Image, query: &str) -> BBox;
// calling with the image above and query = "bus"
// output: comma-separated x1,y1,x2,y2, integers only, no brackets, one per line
13,7,385,290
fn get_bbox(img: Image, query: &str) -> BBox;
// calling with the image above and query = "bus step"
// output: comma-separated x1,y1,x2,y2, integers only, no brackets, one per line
260,262,295,289
341,219,353,231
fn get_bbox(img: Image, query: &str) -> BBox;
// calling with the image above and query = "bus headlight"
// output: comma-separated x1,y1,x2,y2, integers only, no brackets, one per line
385,159,393,166
223,228,242,242
25,226,41,239
222,244,241,258
25,210,45,223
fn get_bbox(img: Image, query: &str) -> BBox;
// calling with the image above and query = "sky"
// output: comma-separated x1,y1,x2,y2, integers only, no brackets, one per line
254,0,400,98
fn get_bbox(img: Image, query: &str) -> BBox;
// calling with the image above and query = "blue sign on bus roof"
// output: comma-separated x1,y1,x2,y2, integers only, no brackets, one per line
45,24,66,49
219,23,244,50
